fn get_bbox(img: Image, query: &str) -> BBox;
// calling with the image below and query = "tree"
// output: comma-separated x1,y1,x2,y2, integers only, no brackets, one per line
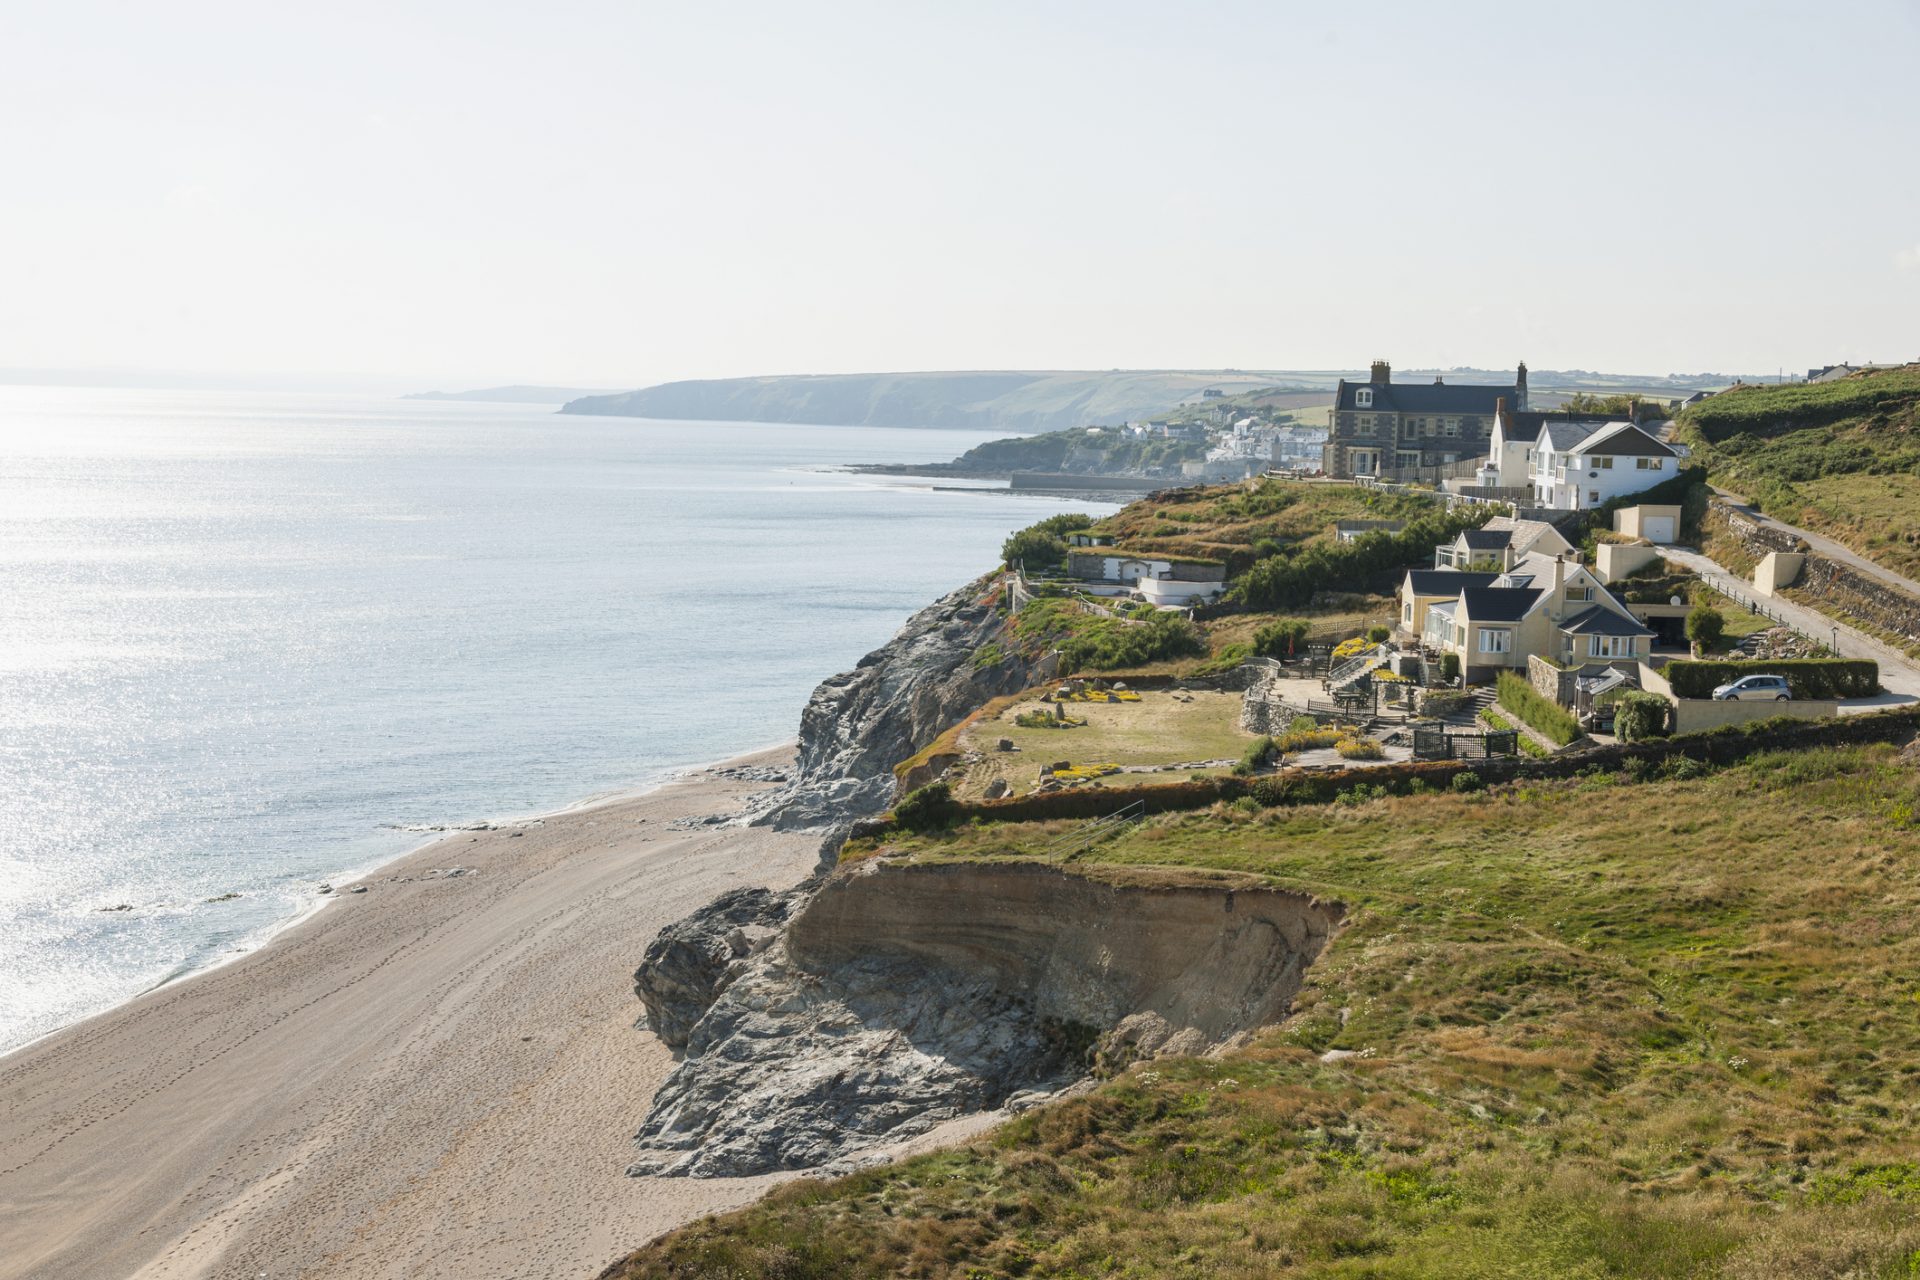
1251,618,1311,659
1001,513,1094,574
1686,603,1726,655
1613,692,1671,742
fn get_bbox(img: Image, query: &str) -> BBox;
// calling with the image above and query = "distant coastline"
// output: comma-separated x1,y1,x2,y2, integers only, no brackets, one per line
404,384,622,404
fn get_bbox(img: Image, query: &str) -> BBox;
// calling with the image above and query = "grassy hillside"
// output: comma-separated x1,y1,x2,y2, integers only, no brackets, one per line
937,427,1208,477
610,742,1920,1279
1677,366,1920,576
561,371,1286,433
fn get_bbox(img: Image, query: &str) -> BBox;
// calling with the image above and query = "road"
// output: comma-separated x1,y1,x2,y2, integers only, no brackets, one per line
1655,543,1920,707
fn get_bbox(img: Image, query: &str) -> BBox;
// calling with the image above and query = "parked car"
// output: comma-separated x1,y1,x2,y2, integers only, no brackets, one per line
1711,674,1791,702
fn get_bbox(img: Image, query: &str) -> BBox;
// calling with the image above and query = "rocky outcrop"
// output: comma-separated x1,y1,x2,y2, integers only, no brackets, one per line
628,861,1342,1178
632,887,800,1051
744,580,1050,836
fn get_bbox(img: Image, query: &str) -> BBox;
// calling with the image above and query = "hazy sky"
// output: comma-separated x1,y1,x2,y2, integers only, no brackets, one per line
3,1,1917,389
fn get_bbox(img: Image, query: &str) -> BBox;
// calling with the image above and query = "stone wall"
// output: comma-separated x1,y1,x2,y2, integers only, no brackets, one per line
1239,661,1305,735
1711,500,1920,649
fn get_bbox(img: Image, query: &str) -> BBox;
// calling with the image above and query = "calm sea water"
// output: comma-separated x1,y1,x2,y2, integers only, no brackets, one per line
0,387,1114,1052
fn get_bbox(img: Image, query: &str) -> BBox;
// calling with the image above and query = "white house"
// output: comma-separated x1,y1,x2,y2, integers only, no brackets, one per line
1482,401,1624,490
1431,516,1573,570
1065,549,1226,606
1531,422,1680,511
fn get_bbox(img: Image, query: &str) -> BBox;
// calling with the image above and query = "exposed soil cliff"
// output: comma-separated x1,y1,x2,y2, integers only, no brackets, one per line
743,579,1050,837
628,861,1341,1177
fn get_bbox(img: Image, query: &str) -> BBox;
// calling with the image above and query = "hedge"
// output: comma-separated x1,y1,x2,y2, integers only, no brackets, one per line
1665,658,1879,700
853,703,1920,840
1495,671,1579,747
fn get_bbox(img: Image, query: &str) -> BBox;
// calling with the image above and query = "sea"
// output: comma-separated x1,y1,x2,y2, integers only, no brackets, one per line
0,386,1116,1054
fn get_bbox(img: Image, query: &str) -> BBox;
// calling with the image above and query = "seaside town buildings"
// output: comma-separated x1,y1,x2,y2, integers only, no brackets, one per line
1324,360,1526,479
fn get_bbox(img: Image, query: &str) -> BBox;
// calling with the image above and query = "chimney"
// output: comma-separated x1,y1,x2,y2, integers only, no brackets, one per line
1515,361,1530,411
1550,552,1566,624
1434,375,1445,385
1370,360,1391,385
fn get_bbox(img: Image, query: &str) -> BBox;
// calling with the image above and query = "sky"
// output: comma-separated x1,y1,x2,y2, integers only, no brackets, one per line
2,0,1917,391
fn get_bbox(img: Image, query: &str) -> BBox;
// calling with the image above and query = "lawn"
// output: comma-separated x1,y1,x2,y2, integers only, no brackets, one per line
612,744,1920,1279
953,688,1256,798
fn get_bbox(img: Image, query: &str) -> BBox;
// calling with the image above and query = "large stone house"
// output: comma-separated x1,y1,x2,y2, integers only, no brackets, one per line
1324,360,1527,479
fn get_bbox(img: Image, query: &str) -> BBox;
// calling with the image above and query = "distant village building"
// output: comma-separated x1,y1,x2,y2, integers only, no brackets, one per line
1200,387,1226,399
1324,360,1526,479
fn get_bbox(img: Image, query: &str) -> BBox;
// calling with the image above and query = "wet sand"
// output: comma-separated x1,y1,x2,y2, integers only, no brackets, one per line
0,747,820,1280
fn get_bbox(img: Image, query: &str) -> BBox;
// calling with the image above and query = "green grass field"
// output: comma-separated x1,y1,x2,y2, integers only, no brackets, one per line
611,745,1920,1279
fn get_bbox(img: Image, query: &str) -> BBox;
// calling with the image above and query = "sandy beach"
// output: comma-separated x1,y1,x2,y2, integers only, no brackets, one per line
0,747,821,1280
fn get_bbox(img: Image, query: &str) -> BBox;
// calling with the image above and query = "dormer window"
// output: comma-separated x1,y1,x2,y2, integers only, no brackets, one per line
1355,389,1373,408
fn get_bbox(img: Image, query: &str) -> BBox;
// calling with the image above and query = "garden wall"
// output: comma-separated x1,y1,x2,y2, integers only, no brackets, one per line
1712,499,1920,648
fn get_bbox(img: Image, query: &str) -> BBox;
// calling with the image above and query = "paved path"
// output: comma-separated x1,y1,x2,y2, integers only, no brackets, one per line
1711,486,1920,600
1656,543,1920,708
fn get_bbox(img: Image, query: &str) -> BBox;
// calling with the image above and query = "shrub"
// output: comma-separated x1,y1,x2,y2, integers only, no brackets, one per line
1439,652,1461,682
1001,513,1096,574
1232,736,1276,776
1451,770,1484,793
1686,603,1726,654
1231,506,1491,610
1276,721,1343,752
891,782,958,833
1365,625,1391,644
1335,736,1385,761
1495,671,1579,746
1613,692,1671,742
1251,618,1312,659
1664,658,1879,700
1012,598,1208,673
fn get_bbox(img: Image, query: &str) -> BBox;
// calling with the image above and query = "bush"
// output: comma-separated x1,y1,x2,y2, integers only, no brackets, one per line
1365,625,1391,644
1001,513,1096,574
1232,736,1276,776
1251,618,1312,660
1664,658,1879,700
1438,652,1461,683
1496,671,1579,746
1335,736,1385,760
891,782,958,833
1613,692,1671,742
1013,598,1207,673
1231,506,1492,610
1276,721,1343,752
1451,770,1484,793
1686,603,1726,653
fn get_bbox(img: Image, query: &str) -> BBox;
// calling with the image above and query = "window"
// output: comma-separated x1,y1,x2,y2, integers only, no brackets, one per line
1636,456,1663,470
1588,635,1634,658
1595,456,1614,469
1444,419,1460,437
1588,491,1600,503
1478,628,1512,655
1567,586,1594,602
1356,389,1373,408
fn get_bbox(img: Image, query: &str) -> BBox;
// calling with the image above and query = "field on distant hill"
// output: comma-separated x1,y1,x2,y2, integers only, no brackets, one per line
561,371,1285,433
1677,366,1920,577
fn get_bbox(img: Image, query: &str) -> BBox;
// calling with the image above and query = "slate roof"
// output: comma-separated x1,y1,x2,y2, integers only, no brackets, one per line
1459,586,1545,623
1559,605,1654,636
1539,420,1609,451
1335,378,1514,413
1575,424,1677,458
1404,569,1499,597
1499,410,1615,439
1459,528,1515,550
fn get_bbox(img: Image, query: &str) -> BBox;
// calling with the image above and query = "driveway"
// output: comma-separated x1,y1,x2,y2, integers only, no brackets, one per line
1655,543,1920,708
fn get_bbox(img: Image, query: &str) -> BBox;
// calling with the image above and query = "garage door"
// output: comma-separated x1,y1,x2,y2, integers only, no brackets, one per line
1642,514,1675,543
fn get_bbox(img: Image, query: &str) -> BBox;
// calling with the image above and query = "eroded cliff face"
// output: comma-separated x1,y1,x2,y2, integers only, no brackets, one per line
628,861,1342,1178
744,579,1049,836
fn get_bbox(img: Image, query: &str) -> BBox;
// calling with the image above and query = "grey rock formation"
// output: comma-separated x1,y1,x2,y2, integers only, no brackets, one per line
743,580,1050,838
632,886,799,1052
629,861,1341,1178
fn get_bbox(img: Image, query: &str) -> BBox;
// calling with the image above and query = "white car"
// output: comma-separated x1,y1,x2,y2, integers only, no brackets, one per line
1711,674,1791,702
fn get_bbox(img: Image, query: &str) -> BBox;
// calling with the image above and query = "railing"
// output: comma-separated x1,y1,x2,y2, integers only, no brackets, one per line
1323,645,1385,689
1044,800,1147,862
